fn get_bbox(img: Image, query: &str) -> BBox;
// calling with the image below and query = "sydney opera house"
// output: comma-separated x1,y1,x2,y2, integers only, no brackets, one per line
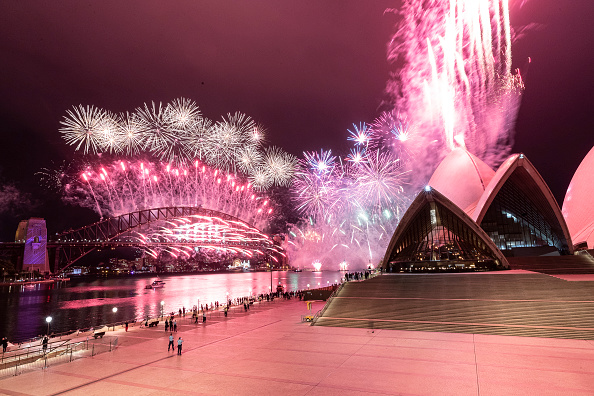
382,146,594,272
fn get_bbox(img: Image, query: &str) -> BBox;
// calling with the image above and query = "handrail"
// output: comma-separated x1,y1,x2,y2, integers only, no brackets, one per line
0,335,118,378
311,281,346,325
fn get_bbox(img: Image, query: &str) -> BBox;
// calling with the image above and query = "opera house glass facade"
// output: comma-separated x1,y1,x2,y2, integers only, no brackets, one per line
384,188,507,272
479,172,570,255
382,147,594,273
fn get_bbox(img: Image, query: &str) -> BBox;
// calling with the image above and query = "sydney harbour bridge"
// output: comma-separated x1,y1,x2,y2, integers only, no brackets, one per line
1,206,285,274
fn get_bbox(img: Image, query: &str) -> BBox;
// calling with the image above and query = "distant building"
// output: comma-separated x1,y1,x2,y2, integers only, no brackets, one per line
15,218,49,274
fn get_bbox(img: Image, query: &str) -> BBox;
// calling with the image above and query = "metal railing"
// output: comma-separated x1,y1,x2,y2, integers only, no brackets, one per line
0,336,118,379
311,282,346,325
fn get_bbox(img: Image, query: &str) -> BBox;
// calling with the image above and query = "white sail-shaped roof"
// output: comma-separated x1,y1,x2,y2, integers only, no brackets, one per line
562,146,594,249
428,148,495,214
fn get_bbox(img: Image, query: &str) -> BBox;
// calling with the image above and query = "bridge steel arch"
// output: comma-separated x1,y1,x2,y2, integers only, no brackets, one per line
48,206,279,271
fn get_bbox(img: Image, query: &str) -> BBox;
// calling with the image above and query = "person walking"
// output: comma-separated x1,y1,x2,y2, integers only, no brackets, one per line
177,337,183,355
202,311,206,323
165,320,169,332
125,322,129,332
168,333,174,351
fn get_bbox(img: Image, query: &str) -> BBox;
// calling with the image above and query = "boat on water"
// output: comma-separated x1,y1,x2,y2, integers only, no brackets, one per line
145,278,166,289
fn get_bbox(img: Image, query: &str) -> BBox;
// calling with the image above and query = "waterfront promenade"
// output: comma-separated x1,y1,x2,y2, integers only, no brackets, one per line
1,276,594,395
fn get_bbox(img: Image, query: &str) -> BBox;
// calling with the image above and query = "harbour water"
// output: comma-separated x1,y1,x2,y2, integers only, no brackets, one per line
0,271,344,343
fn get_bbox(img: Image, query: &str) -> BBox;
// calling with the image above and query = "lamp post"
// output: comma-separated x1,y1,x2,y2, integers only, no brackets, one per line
112,307,118,330
45,316,52,335
160,301,164,319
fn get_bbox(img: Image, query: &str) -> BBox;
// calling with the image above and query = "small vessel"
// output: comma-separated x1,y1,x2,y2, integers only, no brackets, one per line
147,278,165,289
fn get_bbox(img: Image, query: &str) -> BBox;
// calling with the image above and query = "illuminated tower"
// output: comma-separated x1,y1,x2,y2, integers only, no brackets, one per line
15,218,49,274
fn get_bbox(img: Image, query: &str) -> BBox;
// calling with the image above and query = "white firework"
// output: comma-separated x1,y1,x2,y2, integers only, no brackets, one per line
118,112,144,156
59,99,297,189
165,98,202,131
136,101,188,165
263,146,297,187
184,116,213,161
249,166,272,191
205,112,254,171
237,145,264,175
96,111,122,153
59,105,107,154
248,124,267,146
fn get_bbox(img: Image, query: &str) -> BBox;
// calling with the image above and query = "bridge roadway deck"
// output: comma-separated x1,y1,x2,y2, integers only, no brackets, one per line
0,272,593,395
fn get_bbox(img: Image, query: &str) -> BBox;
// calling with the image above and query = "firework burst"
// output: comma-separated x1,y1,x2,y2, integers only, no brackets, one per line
58,98,295,189
59,105,107,154
262,146,298,187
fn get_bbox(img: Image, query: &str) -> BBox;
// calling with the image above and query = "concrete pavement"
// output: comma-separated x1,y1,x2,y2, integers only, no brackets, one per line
0,285,593,395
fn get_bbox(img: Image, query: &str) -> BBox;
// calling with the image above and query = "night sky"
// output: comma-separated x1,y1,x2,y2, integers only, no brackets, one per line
0,1,592,240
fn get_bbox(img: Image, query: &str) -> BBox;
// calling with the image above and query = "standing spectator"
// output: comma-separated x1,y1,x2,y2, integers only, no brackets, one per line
125,322,129,332
173,320,177,332
177,337,183,355
202,311,206,323
168,333,174,351
42,336,48,354
165,320,169,332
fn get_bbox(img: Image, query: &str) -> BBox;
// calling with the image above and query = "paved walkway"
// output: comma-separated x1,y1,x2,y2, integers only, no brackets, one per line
1,289,594,395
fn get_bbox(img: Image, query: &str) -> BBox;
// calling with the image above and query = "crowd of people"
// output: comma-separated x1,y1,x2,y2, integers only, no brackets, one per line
3,279,375,354
344,271,373,281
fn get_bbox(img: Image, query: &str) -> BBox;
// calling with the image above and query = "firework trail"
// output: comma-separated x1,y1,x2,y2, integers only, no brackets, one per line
129,214,284,261
288,0,523,269
55,159,274,231
385,0,524,185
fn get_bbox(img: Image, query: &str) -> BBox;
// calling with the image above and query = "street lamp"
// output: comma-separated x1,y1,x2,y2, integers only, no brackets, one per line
160,301,165,319
45,316,52,335
112,307,118,330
